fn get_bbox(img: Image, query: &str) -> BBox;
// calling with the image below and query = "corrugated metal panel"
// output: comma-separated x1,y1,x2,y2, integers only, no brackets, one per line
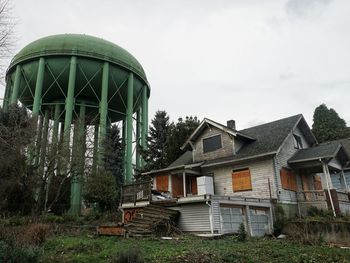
177,203,211,232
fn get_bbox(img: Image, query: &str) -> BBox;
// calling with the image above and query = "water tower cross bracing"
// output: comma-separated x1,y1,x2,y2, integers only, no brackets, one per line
3,34,150,215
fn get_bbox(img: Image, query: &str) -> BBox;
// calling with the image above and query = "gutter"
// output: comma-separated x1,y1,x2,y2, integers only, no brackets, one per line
142,162,204,176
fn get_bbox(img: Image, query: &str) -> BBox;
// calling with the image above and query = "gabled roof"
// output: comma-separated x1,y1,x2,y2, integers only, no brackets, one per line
199,115,309,167
288,141,350,167
235,114,307,158
288,143,341,163
181,118,255,150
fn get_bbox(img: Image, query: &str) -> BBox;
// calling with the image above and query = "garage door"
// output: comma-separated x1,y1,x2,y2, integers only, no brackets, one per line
250,209,269,236
220,206,244,234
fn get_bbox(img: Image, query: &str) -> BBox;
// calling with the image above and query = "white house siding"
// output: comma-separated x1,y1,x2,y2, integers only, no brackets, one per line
176,203,211,232
193,126,234,162
274,132,301,203
203,158,276,199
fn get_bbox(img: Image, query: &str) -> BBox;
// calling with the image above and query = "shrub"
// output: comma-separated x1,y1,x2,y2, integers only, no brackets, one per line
0,227,42,262
237,223,247,241
24,223,50,246
43,214,64,224
273,205,286,236
114,247,144,263
307,206,333,218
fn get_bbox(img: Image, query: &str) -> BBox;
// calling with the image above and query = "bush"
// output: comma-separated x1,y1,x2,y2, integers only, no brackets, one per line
237,223,247,241
273,205,286,236
43,214,64,224
307,206,333,218
0,228,42,262
114,247,144,263
24,223,50,246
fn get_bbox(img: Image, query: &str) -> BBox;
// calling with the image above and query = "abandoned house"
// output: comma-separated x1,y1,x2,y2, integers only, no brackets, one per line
120,114,350,236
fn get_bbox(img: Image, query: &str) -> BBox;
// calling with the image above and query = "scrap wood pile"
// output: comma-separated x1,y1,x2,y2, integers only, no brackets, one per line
125,204,180,236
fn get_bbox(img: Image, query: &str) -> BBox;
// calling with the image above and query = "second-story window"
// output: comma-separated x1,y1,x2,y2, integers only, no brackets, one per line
203,134,222,153
293,134,303,149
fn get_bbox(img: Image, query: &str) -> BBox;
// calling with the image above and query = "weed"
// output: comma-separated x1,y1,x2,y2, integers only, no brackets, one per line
237,223,247,242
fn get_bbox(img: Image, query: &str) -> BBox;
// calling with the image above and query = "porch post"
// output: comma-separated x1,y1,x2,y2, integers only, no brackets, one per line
341,170,349,192
182,171,187,197
322,162,336,217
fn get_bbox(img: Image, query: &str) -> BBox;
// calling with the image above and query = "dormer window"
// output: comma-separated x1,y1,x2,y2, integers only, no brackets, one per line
293,134,303,149
203,134,222,153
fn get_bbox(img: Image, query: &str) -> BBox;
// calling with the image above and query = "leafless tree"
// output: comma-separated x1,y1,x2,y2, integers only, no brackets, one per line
0,0,15,79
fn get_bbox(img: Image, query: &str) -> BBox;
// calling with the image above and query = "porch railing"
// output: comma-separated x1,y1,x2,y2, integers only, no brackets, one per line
297,190,326,202
121,181,152,205
337,191,350,202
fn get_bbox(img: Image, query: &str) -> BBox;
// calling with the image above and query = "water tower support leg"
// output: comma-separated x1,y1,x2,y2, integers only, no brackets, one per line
10,65,21,104
136,109,141,170
32,58,45,115
125,73,134,183
70,102,86,216
97,62,109,168
141,85,148,168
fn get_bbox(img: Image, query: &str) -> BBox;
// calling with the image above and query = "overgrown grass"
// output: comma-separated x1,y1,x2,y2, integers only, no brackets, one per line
40,234,350,263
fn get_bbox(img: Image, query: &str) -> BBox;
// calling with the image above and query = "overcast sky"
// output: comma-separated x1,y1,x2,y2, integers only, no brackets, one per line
2,0,349,129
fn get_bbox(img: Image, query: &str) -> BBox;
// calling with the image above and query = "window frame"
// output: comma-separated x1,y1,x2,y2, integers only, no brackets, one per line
232,168,252,192
202,134,223,153
293,134,303,149
280,167,297,192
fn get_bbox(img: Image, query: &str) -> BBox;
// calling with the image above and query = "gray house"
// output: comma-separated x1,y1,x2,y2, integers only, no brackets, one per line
121,114,350,236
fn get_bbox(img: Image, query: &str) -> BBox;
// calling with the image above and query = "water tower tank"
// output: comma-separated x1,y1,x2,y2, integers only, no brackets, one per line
3,34,150,214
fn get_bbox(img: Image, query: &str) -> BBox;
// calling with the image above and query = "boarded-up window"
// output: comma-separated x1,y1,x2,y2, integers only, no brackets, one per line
189,177,198,195
232,169,252,192
203,134,222,153
171,174,184,197
314,175,323,190
156,175,169,192
280,168,297,191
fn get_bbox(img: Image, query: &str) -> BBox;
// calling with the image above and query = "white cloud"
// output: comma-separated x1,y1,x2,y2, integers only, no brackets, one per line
1,0,350,128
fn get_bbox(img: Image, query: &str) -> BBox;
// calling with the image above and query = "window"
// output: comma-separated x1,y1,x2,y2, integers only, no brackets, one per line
232,168,252,192
280,168,297,191
293,134,303,149
203,134,222,153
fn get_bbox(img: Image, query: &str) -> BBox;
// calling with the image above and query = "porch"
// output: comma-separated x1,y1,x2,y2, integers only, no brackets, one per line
288,142,350,216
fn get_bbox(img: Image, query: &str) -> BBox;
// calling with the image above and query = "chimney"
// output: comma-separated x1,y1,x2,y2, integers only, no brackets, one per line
227,120,236,130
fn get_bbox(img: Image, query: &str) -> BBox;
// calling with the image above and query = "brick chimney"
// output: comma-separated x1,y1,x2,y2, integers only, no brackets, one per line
227,120,236,130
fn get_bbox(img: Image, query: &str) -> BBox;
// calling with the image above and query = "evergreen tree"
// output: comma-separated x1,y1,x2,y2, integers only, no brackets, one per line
143,110,171,171
312,104,350,143
166,116,200,164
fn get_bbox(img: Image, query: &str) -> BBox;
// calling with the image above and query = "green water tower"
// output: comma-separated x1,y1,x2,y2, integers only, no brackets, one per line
3,34,150,214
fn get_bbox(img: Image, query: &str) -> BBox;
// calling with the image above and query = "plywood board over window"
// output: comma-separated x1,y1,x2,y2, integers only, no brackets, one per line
156,175,169,192
280,168,297,191
232,169,252,192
